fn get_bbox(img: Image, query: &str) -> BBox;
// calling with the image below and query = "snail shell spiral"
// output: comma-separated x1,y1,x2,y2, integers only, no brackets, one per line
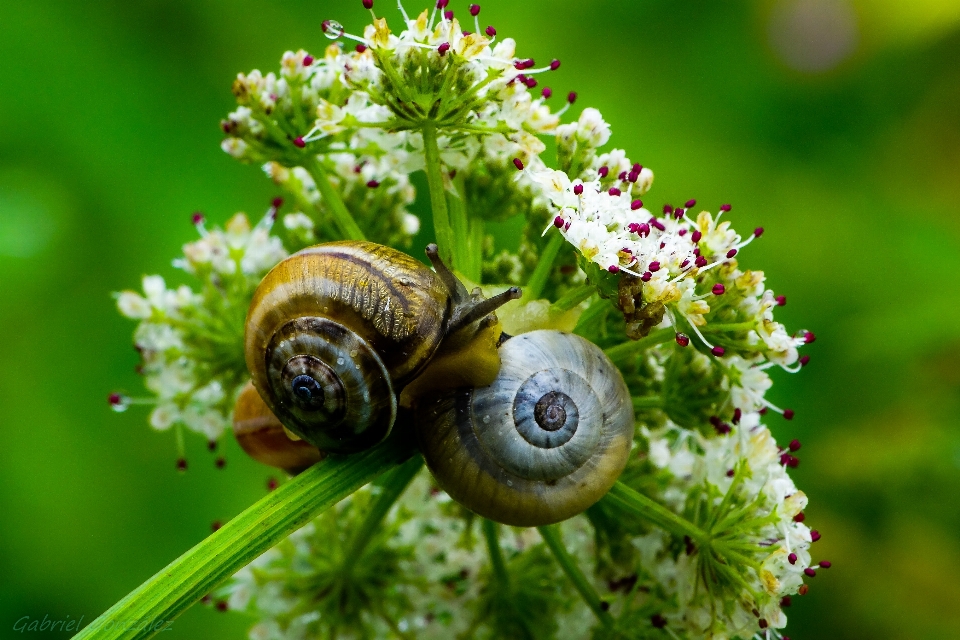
415,330,635,527
245,241,450,453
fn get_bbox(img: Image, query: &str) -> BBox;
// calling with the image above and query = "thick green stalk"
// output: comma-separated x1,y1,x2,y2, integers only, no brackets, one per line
604,327,676,364
421,122,458,267
303,157,366,241
74,435,415,640
538,525,614,628
525,233,565,300
604,481,707,544
342,455,424,574
481,519,509,588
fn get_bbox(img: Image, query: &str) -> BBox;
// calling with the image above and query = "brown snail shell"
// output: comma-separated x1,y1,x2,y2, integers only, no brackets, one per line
245,241,520,453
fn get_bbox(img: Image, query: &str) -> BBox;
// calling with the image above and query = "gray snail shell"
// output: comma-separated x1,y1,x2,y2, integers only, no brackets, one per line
414,330,635,527
245,241,519,454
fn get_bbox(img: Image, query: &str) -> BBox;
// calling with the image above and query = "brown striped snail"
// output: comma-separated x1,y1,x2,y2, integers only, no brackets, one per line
244,240,520,453
415,330,635,527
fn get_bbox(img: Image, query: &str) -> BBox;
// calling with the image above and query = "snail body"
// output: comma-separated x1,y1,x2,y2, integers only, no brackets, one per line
245,240,519,453
232,381,324,474
415,330,635,527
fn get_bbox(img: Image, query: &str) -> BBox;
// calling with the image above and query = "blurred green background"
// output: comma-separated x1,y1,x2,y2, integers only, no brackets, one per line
1,0,959,638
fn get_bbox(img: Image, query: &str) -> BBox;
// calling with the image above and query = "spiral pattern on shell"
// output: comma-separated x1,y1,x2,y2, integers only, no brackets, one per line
415,330,635,526
245,241,450,453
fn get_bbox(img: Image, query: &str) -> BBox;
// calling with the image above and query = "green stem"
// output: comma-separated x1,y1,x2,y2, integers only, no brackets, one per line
538,525,614,628
421,122,459,268
552,285,595,312
631,395,664,410
74,434,415,640
303,157,366,241
604,481,707,544
481,519,509,588
342,455,424,574
604,327,676,364
701,321,756,333
525,233,564,300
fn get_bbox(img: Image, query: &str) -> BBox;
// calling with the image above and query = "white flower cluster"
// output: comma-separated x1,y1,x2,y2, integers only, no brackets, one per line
114,212,288,441
226,470,594,640
625,416,825,639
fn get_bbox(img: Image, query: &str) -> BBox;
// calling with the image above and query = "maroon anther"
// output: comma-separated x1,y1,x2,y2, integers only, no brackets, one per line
712,283,725,295
609,187,621,196
485,25,496,37
293,136,306,148
356,43,368,52
631,199,643,210
513,158,524,170
804,331,816,344
676,333,690,347
542,87,552,98
685,199,696,208
191,212,205,225
366,180,380,188
789,439,801,452
788,553,798,565
470,4,481,16
567,91,577,103
810,530,821,542
783,409,795,420
271,196,283,208
554,216,564,228
608,265,620,274
573,183,584,195
303,55,314,66
363,0,374,8
648,261,661,272
691,230,702,243
598,166,609,178
776,295,787,306
663,204,674,215
754,227,764,237
712,346,725,357
720,203,732,212
804,568,817,577
726,248,738,258
820,561,832,569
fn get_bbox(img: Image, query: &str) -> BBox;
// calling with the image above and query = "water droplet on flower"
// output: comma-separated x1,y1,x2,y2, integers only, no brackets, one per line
322,19,345,39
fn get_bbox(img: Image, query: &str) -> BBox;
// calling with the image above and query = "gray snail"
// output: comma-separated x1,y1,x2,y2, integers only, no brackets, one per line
414,330,635,527
243,240,520,453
